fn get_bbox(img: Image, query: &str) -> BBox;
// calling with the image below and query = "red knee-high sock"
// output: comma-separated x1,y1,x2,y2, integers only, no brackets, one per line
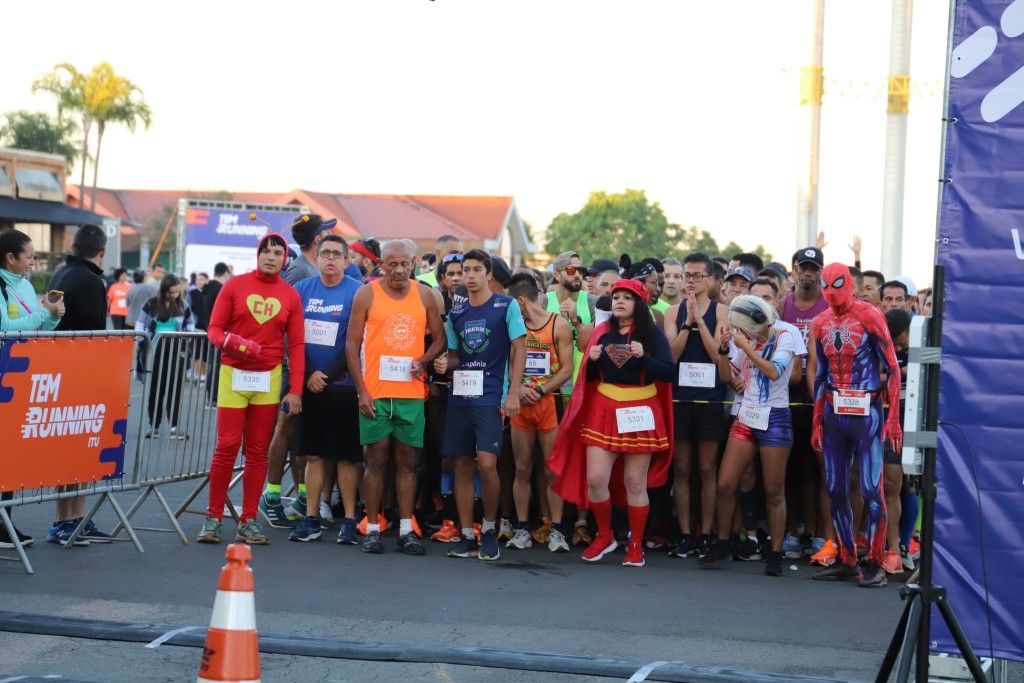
627,504,649,550
590,498,612,539
241,403,277,520
208,407,247,519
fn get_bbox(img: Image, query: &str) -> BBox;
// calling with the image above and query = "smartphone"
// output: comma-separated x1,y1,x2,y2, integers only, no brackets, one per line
47,290,64,303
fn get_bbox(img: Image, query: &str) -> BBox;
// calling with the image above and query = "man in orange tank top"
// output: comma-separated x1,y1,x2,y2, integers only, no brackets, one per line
346,239,446,556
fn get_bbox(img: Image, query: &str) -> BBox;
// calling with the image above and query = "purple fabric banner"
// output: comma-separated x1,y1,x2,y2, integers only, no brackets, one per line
935,0,1024,662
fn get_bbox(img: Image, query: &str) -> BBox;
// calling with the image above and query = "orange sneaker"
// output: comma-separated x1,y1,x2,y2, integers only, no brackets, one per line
531,518,551,544
357,513,389,536
411,515,422,538
881,549,903,575
430,520,460,543
810,539,838,566
473,522,482,542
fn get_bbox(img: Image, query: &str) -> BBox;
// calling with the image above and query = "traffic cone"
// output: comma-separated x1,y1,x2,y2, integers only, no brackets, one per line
197,544,260,683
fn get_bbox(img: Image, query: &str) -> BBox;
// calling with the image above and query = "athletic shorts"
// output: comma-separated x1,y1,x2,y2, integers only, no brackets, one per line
442,404,504,457
300,388,362,462
674,399,728,442
729,406,793,448
217,364,282,409
358,398,425,448
509,393,563,434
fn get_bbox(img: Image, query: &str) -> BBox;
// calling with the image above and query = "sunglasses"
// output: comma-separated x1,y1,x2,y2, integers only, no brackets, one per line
561,265,582,276
442,253,464,264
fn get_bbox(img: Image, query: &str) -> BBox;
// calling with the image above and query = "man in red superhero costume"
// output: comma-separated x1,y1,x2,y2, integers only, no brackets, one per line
809,263,902,587
198,232,305,545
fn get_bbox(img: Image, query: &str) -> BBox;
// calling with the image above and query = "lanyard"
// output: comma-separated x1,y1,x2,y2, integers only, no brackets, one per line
7,286,33,315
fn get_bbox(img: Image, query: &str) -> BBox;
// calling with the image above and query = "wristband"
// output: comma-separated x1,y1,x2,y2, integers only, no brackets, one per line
718,346,730,356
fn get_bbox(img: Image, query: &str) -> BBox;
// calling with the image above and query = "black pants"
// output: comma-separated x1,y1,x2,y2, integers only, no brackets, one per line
148,341,186,430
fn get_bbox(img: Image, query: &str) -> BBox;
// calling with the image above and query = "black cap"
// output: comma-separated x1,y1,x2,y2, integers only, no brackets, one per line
491,256,513,288
587,258,619,276
793,247,824,268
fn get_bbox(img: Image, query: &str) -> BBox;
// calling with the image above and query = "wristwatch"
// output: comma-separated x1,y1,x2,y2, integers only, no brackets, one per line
537,385,546,396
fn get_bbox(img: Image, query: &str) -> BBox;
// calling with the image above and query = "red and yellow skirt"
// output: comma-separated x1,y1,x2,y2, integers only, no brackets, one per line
579,383,670,453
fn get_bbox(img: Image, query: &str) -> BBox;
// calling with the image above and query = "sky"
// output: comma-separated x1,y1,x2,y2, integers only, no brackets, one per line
1,1,952,284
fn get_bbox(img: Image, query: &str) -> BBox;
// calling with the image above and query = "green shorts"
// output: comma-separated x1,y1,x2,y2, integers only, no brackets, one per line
358,398,425,448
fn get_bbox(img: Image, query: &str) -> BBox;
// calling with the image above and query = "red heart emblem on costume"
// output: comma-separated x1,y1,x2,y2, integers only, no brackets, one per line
604,344,633,368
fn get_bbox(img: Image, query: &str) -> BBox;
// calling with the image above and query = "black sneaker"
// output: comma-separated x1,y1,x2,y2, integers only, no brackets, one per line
732,536,762,561
858,559,888,588
447,534,479,558
478,528,500,561
0,524,33,549
764,550,784,577
361,530,384,554
697,538,731,567
397,531,426,556
667,534,698,558
812,561,861,581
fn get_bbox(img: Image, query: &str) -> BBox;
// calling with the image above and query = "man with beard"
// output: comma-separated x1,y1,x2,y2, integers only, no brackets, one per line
660,258,684,308
546,251,597,396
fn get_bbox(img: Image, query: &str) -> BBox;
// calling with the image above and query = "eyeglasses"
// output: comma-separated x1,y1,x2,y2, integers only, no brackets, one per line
442,253,464,264
683,273,708,282
561,265,582,276
318,250,346,260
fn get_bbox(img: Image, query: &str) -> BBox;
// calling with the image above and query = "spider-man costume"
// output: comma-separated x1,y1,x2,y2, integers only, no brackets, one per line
811,263,902,568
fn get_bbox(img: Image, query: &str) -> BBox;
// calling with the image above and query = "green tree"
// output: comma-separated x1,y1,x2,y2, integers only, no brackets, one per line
676,226,773,263
90,69,151,210
544,189,683,261
0,110,78,169
32,63,89,202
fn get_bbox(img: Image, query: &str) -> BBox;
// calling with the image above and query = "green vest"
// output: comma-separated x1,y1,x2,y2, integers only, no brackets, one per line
546,291,592,394
651,299,669,314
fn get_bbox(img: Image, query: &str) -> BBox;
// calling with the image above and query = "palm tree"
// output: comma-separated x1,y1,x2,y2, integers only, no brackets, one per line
32,63,88,202
89,71,152,210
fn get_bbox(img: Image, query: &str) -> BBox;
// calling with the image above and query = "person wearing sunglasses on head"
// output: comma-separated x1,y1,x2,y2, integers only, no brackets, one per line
416,235,464,287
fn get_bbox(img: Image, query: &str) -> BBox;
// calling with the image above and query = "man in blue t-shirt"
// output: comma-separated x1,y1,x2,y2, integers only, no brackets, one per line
286,235,364,544
441,249,526,561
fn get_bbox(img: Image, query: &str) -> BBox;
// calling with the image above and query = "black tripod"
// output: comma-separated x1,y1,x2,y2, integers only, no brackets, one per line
875,266,987,683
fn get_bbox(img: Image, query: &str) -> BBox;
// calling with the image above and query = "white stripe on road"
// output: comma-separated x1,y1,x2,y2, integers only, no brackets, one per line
144,625,201,648
627,660,669,682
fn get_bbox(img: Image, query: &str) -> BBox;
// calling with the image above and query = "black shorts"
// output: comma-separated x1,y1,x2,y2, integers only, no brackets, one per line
442,404,504,457
673,400,728,442
299,388,362,462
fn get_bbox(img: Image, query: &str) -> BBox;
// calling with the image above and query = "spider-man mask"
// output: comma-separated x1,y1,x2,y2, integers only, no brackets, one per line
821,263,854,312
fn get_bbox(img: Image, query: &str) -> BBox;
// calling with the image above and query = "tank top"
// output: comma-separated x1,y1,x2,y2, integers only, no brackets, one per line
674,300,726,401
361,279,427,400
782,293,828,400
545,291,591,394
522,314,562,390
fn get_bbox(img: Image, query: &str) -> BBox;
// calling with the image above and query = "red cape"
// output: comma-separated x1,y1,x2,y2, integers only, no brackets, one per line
547,321,675,508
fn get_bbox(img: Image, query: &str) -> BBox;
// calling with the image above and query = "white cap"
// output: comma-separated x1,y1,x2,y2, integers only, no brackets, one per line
893,275,917,297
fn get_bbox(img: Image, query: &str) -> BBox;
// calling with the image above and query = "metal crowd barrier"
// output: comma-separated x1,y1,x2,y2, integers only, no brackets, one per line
0,330,146,574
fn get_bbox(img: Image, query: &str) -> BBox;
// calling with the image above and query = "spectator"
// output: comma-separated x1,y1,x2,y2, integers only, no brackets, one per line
880,280,909,314
106,268,132,329
861,270,886,308
126,269,157,330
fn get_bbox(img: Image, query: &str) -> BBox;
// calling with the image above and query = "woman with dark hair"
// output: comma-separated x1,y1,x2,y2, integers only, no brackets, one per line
136,274,195,439
106,267,132,329
548,279,676,567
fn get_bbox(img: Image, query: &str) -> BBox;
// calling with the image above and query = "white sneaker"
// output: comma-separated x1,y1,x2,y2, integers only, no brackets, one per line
498,517,514,542
548,527,570,553
318,500,335,528
505,527,533,550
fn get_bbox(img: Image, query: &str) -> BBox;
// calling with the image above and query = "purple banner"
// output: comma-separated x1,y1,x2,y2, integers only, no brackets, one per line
936,0,1024,662
182,205,300,278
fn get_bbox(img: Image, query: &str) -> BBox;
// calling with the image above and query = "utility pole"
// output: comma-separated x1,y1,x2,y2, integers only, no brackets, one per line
796,0,825,251
880,0,913,278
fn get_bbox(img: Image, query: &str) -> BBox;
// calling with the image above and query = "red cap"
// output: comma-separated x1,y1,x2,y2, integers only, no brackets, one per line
611,278,650,304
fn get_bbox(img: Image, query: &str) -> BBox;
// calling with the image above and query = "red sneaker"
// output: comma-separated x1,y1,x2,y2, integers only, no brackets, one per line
581,534,618,562
430,520,460,543
881,549,903,575
623,544,646,567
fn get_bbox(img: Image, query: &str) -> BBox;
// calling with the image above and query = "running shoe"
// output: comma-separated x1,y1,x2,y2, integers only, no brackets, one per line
361,530,384,554
424,508,445,532
357,513,390,536
531,518,551,544
881,549,903,575
448,534,479,558
548,527,570,553
858,559,888,588
196,516,222,544
899,543,915,571
430,520,460,543
289,516,322,542
581,534,618,562
667,534,698,558
287,494,307,522
318,501,335,529
80,519,113,544
908,537,921,561
168,426,188,441
810,539,838,567
473,522,482,542
764,550,784,577
622,544,645,567
697,538,731,567
47,520,89,547
812,561,861,582
236,519,269,545
259,493,295,529
644,532,672,551
0,524,33,549
337,518,358,545
506,527,533,550
478,529,500,561
782,533,803,559
397,531,427,556
571,522,592,546
732,536,762,562
810,536,825,554
497,518,514,542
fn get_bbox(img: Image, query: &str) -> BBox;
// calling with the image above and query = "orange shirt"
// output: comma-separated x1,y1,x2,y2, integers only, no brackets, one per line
360,279,427,400
107,282,131,317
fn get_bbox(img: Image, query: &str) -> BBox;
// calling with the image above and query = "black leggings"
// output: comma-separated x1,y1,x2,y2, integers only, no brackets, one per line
148,342,186,429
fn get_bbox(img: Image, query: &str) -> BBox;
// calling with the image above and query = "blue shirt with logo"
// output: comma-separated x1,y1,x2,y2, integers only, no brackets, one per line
446,293,527,407
294,275,362,390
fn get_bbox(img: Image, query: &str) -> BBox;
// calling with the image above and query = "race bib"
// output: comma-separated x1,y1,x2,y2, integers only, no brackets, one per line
525,351,551,376
232,369,271,393
616,406,655,434
738,404,770,431
452,370,484,397
834,389,870,416
380,355,413,382
304,319,339,347
678,362,715,388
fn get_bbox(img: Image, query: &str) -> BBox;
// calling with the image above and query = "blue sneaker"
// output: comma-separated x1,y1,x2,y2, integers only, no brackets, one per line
478,528,500,561
810,536,826,555
79,519,113,544
47,521,89,547
783,532,803,559
288,516,322,543
286,494,307,522
448,534,479,559
259,493,295,529
337,518,358,545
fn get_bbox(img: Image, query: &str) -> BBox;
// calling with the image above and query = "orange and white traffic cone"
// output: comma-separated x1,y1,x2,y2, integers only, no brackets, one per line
197,543,260,683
